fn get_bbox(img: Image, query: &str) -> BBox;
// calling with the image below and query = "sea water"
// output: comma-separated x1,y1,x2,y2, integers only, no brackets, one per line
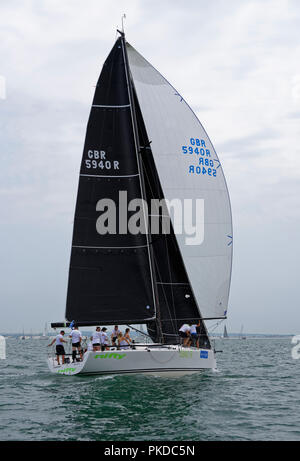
0,337,299,441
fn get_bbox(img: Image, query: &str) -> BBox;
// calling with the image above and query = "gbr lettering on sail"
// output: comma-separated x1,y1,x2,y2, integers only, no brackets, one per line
84,150,120,171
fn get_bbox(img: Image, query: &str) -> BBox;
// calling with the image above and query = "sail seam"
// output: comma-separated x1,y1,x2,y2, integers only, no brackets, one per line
72,245,148,249
80,173,140,178
156,282,189,285
92,104,131,108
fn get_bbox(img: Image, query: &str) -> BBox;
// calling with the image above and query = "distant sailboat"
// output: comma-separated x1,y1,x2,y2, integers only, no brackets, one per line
41,323,49,340
48,29,233,376
239,325,246,340
0,336,6,360
223,325,229,338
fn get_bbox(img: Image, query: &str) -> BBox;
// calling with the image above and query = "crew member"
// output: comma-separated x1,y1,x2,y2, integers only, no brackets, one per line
92,326,101,351
48,330,67,365
179,324,191,347
111,325,120,347
100,327,109,351
69,325,83,362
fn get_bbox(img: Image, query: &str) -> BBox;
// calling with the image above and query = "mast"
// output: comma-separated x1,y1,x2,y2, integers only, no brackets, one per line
119,30,163,343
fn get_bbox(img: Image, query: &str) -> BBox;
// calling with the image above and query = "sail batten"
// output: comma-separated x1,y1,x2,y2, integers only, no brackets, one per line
79,173,140,178
92,104,131,108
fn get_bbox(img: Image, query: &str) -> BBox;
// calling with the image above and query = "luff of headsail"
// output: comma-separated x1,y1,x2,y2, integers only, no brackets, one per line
126,43,233,321
65,37,157,326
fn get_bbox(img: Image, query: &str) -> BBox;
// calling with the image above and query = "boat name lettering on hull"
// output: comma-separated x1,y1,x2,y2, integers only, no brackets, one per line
94,353,126,360
57,367,76,373
179,351,193,358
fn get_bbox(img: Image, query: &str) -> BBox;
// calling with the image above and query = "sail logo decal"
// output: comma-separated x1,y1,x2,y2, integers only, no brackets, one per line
94,352,126,360
181,138,218,177
200,350,208,359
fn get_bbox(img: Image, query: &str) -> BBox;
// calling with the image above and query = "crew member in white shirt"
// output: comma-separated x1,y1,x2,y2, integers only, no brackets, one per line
48,330,67,365
111,325,120,347
179,324,192,347
100,327,109,351
189,324,198,347
69,325,83,362
92,327,101,351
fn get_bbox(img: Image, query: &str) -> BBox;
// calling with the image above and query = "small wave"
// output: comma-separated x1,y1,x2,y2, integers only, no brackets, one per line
212,367,221,373
94,374,116,381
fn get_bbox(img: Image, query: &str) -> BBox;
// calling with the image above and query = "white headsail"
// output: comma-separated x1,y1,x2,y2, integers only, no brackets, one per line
127,43,233,319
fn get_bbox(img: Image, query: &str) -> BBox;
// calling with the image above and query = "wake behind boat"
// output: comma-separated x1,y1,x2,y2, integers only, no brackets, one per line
48,29,233,376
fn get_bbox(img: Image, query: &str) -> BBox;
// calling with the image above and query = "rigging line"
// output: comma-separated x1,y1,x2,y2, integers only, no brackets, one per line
134,107,178,344
208,319,225,333
140,144,176,331
164,231,177,330
127,324,151,339
138,154,183,336
151,251,178,335
134,107,177,336
139,151,194,332
139,153,177,329
120,37,159,327
148,348,178,364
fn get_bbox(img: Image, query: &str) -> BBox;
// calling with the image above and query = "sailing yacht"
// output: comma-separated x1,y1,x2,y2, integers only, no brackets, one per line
239,325,246,340
223,325,229,338
48,31,233,376
0,336,6,360
40,323,49,340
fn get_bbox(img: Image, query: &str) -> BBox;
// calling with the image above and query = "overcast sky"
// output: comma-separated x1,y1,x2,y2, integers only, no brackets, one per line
1,0,299,334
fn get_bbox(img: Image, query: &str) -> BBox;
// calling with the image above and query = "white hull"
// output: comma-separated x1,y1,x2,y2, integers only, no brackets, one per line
47,345,216,377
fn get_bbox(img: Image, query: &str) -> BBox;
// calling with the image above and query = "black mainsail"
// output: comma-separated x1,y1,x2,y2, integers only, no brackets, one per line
63,36,157,327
